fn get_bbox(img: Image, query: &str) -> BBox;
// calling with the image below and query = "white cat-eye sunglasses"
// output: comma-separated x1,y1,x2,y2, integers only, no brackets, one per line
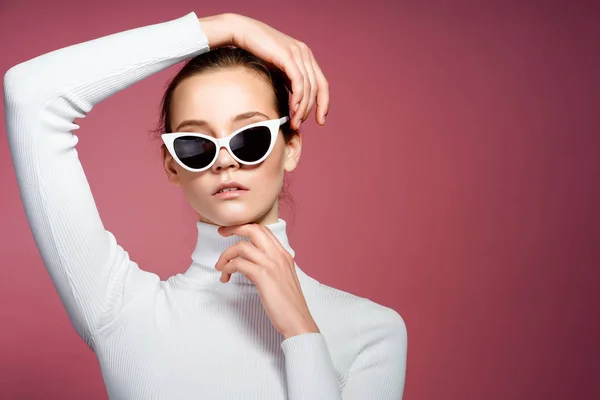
161,117,289,173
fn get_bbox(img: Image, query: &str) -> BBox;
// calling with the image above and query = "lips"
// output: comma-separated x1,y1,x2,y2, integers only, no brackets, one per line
213,181,249,195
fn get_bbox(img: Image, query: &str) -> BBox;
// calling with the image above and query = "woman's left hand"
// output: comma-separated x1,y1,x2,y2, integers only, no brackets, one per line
214,224,320,340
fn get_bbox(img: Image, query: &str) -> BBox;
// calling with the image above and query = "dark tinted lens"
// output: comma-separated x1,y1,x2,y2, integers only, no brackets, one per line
173,136,216,170
230,126,271,162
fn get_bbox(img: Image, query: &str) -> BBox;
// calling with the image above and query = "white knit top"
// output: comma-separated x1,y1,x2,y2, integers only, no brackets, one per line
3,11,407,400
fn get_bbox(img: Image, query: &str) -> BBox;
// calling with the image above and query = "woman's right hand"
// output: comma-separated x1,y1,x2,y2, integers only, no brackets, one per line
198,13,329,130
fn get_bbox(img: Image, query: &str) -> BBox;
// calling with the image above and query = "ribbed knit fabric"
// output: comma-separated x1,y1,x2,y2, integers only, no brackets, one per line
3,11,407,400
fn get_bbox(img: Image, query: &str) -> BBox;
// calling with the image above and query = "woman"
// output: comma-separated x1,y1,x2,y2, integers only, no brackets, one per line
4,11,407,399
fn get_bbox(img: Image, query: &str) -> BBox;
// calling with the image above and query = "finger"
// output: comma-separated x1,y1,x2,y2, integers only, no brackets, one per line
257,226,300,286
219,257,258,283
291,44,311,130
218,224,276,253
231,19,305,116
258,225,290,257
311,57,329,125
214,241,266,271
300,47,318,122
269,46,304,117
220,271,231,283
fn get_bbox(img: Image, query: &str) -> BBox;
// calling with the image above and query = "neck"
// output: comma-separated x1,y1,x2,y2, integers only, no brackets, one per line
182,218,295,285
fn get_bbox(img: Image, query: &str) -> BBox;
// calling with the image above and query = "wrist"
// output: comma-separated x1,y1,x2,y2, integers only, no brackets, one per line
283,321,321,340
198,13,235,48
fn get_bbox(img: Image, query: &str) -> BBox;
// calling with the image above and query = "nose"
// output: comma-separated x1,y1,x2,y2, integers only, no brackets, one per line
211,146,239,172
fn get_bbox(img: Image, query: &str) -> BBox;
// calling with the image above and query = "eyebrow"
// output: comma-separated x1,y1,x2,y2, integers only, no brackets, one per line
175,111,270,132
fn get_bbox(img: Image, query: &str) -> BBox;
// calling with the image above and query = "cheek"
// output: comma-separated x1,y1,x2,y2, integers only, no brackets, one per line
239,142,287,200
257,141,287,180
178,171,215,203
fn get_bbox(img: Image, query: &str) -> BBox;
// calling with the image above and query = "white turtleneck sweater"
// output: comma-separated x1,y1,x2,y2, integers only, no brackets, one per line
3,11,407,400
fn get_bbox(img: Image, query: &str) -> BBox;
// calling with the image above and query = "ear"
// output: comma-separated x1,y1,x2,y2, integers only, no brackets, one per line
283,133,302,172
162,145,183,187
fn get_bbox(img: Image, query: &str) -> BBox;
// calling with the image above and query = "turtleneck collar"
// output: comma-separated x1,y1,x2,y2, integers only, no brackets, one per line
182,218,296,286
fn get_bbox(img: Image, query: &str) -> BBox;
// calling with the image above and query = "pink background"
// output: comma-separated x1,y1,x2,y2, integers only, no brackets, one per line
1,0,599,399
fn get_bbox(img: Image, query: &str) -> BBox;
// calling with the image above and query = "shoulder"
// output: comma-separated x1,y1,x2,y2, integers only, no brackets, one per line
301,271,407,345
356,297,407,346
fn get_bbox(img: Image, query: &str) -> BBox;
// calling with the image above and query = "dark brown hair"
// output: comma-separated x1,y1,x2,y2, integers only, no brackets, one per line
153,46,298,208
154,46,297,140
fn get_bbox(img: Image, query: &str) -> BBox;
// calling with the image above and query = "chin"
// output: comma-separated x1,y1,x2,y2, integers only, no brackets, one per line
201,203,271,227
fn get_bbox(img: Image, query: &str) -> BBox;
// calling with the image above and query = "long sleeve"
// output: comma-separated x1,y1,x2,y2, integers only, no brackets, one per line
3,12,210,347
341,304,407,399
281,303,408,399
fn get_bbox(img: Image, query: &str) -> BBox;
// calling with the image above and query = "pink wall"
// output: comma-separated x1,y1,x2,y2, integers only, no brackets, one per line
1,0,599,399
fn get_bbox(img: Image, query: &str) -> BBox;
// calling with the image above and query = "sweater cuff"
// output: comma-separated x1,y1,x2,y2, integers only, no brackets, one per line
281,333,342,399
166,11,210,56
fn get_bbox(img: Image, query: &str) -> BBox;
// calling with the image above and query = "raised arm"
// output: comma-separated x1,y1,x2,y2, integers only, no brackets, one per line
4,5,329,361
4,12,211,346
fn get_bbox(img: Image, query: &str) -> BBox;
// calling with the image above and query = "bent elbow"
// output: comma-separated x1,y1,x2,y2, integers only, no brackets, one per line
4,62,41,108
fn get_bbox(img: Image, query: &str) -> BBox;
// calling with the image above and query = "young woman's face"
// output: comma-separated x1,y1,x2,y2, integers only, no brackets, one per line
163,68,301,227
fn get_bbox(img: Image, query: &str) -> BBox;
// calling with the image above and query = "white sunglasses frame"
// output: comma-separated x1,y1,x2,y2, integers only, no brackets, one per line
161,116,289,173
